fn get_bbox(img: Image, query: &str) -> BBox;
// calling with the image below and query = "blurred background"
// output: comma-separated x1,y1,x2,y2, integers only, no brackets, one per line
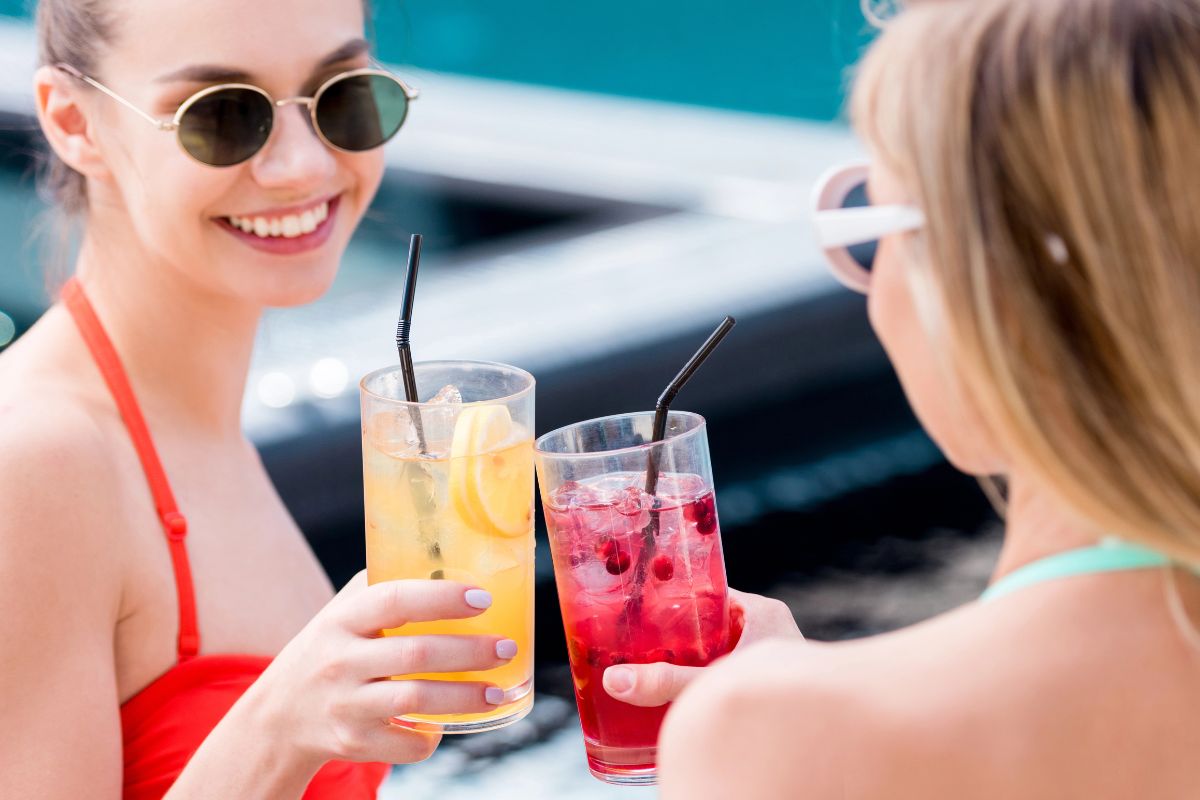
0,1,1001,795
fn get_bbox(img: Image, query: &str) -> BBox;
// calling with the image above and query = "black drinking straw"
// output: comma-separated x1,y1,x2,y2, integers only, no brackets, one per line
623,315,736,621
396,234,423,401
395,234,427,452
643,315,737,495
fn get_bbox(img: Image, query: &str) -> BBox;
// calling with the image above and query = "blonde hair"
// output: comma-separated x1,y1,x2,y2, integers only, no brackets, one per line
853,0,1200,564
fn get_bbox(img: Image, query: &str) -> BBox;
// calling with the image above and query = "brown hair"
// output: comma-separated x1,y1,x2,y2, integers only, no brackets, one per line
853,0,1200,563
35,0,112,215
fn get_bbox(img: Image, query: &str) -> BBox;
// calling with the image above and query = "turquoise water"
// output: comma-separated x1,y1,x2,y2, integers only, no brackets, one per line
1,0,874,121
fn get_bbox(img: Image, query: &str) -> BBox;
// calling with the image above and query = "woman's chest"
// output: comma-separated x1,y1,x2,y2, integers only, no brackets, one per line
113,452,336,702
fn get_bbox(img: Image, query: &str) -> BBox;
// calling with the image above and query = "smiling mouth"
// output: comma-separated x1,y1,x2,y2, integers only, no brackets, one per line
223,198,333,240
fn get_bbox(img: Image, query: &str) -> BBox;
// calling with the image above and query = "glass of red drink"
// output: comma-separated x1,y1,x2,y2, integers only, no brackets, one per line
535,411,732,786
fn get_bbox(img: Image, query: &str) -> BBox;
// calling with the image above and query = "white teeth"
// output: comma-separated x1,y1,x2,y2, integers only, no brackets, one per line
226,200,330,240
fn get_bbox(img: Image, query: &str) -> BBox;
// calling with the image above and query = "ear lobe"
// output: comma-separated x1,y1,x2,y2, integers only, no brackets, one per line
33,65,110,181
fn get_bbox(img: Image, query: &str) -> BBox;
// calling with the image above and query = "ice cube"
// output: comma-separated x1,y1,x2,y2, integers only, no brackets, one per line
569,557,634,598
549,480,603,510
654,472,708,504
649,588,726,663
367,410,421,458
615,486,653,530
470,541,523,577
428,384,462,404
418,384,463,451
543,506,581,544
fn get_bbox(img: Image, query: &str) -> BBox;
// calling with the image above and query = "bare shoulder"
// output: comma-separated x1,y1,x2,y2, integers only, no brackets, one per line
659,607,1020,800
659,637,868,800
0,380,126,591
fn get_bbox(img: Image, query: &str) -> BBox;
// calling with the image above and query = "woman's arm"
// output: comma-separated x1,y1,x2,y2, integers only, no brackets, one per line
0,415,126,798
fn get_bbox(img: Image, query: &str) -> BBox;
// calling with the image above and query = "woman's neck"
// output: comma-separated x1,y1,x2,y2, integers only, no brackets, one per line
72,234,261,440
991,472,1110,581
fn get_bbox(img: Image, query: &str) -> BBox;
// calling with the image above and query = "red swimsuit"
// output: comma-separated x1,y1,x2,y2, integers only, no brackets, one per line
63,279,389,799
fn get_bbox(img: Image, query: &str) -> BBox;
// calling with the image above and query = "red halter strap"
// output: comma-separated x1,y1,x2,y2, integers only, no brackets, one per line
61,279,200,661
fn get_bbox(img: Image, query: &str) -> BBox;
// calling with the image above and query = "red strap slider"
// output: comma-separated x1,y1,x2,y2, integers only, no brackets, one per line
163,511,188,541
177,631,200,659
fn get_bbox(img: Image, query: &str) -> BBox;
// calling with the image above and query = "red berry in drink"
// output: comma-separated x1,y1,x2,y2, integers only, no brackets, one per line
605,549,632,575
696,513,717,535
684,494,716,523
652,553,674,581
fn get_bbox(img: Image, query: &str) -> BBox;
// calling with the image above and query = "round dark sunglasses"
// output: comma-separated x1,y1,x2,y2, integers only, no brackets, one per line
56,63,419,167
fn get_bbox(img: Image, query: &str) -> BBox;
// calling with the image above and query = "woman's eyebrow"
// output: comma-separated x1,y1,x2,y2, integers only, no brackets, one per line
153,38,371,85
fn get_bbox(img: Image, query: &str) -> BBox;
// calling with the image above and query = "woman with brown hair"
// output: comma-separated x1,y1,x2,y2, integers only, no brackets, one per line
0,1,523,797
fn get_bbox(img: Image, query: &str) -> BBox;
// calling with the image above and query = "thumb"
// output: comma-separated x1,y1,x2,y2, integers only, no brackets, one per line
602,662,705,707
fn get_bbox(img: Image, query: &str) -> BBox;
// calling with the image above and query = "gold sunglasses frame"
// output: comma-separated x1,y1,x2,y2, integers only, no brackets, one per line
54,62,420,166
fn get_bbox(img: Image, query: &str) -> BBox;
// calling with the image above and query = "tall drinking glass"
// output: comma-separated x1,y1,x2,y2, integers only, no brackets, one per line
535,411,732,785
360,360,536,733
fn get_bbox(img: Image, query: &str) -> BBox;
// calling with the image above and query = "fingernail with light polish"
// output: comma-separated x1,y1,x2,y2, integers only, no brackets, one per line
465,589,493,609
604,666,634,694
495,639,518,659
485,687,506,705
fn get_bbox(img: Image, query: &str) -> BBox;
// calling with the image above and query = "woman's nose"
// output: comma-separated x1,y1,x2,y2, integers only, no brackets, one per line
250,103,336,192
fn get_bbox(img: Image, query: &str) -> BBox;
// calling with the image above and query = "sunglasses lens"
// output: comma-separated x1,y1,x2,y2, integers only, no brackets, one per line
840,179,878,272
177,88,273,167
315,73,409,152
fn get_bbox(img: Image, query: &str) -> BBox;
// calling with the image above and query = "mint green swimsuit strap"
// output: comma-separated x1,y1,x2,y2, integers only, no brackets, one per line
980,538,1179,604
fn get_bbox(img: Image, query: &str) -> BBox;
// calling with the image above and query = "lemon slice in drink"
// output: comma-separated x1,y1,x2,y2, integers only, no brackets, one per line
450,406,534,538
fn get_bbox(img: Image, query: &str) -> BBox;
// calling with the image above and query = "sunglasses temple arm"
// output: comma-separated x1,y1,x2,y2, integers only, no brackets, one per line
813,206,926,248
365,57,420,100
56,65,176,131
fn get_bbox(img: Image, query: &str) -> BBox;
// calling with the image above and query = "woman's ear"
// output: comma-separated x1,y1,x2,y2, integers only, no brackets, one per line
33,65,110,181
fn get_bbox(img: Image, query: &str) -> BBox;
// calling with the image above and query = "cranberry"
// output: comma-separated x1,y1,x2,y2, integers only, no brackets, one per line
696,513,718,536
605,549,632,575
684,494,716,523
651,553,675,581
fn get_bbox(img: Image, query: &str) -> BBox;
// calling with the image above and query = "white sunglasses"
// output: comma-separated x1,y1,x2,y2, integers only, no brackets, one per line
811,161,925,293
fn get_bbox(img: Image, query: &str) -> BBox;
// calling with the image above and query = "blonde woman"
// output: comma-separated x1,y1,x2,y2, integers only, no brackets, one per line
606,0,1200,796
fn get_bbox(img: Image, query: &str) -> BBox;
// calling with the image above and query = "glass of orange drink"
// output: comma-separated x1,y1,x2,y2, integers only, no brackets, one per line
360,360,535,733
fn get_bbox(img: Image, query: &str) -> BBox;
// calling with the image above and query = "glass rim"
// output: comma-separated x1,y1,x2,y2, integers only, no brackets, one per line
534,410,707,461
359,359,535,407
